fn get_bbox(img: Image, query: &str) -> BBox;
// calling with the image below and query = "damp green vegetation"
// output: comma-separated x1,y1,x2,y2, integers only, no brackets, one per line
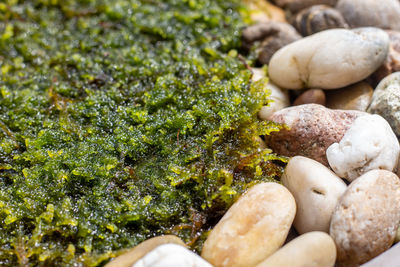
0,0,284,266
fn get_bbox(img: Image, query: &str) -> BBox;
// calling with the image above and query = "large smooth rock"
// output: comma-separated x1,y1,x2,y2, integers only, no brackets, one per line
336,0,400,30
265,104,366,166
330,170,400,267
282,156,347,234
252,68,290,120
255,232,336,267
368,72,400,137
327,114,400,182
292,5,348,36
325,82,373,111
132,244,212,267
105,235,185,267
268,28,389,89
201,182,296,267
272,0,337,13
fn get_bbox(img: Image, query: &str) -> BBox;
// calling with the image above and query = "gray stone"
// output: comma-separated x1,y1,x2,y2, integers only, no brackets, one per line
368,72,400,137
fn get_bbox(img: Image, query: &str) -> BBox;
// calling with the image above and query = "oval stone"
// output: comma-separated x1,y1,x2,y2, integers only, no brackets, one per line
268,28,389,89
330,170,400,267
201,182,296,267
293,89,326,106
255,232,336,267
325,82,373,111
282,156,347,234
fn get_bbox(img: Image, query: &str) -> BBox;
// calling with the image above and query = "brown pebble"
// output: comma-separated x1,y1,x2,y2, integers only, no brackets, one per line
325,82,373,111
293,89,326,106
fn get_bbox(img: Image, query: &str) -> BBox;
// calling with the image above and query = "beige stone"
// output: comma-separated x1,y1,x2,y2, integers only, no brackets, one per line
105,235,185,267
330,170,400,267
268,28,389,89
201,182,296,267
282,156,347,234
325,82,373,111
256,232,336,267
265,104,366,165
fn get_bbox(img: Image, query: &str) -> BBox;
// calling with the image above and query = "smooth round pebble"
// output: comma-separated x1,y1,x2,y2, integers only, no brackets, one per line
282,156,347,234
292,5,348,36
325,82,373,111
252,68,290,120
132,244,212,267
293,89,326,106
268,28,389,89
201,182,296,267
336,0,400,30
272,0,337,13
327,114,400,182
368,72,400,137
255,232,336,267
373,31,400,82
105,235,185,267
265,104,366,166
330,170,400,267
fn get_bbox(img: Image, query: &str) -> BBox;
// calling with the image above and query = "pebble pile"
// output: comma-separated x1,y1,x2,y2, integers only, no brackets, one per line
105,0,400,266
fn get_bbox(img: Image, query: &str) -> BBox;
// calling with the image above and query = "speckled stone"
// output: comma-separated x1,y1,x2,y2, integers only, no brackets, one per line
330,170,400,267
265,104,366,166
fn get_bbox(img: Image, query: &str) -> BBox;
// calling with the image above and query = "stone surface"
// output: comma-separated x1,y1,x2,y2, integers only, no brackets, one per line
252,68,290,120
336,0,400,30
272,0,337,13
325,82,373,111
243,0,286,24
292,5,348,36
282,156,347,234
255,232,336,267
361,242,400,267
268,28,389,89
105,235,185,267
132,244,212,267
201,182,296,267
372,31,400,82
330,170,400,267
293,89,326,106
327,114,400,182
242,22,301,65
265,104,366,166
368,72,400,137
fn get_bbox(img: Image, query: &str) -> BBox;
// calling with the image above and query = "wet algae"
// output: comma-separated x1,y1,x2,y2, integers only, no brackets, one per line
0,0,284,266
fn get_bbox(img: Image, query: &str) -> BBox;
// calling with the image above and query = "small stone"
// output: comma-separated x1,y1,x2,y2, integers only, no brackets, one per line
327,114,400,182
252,68,290,120
265,104,366,166
243,0,286,24
268,28,389,89
330,170,400,267
242,22,301,64
201,182,296,267
105,235,185,267
372,31,400,84
255,232,336,267
282,156,347,234
293,89,326,106
325,82,373,111
132,244,212,267
272,0,338,13
336,0,400,30
368,72,400,137
292,5,348,36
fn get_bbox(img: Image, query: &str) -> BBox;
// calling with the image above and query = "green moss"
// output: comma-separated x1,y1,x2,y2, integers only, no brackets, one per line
0,0,284,266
